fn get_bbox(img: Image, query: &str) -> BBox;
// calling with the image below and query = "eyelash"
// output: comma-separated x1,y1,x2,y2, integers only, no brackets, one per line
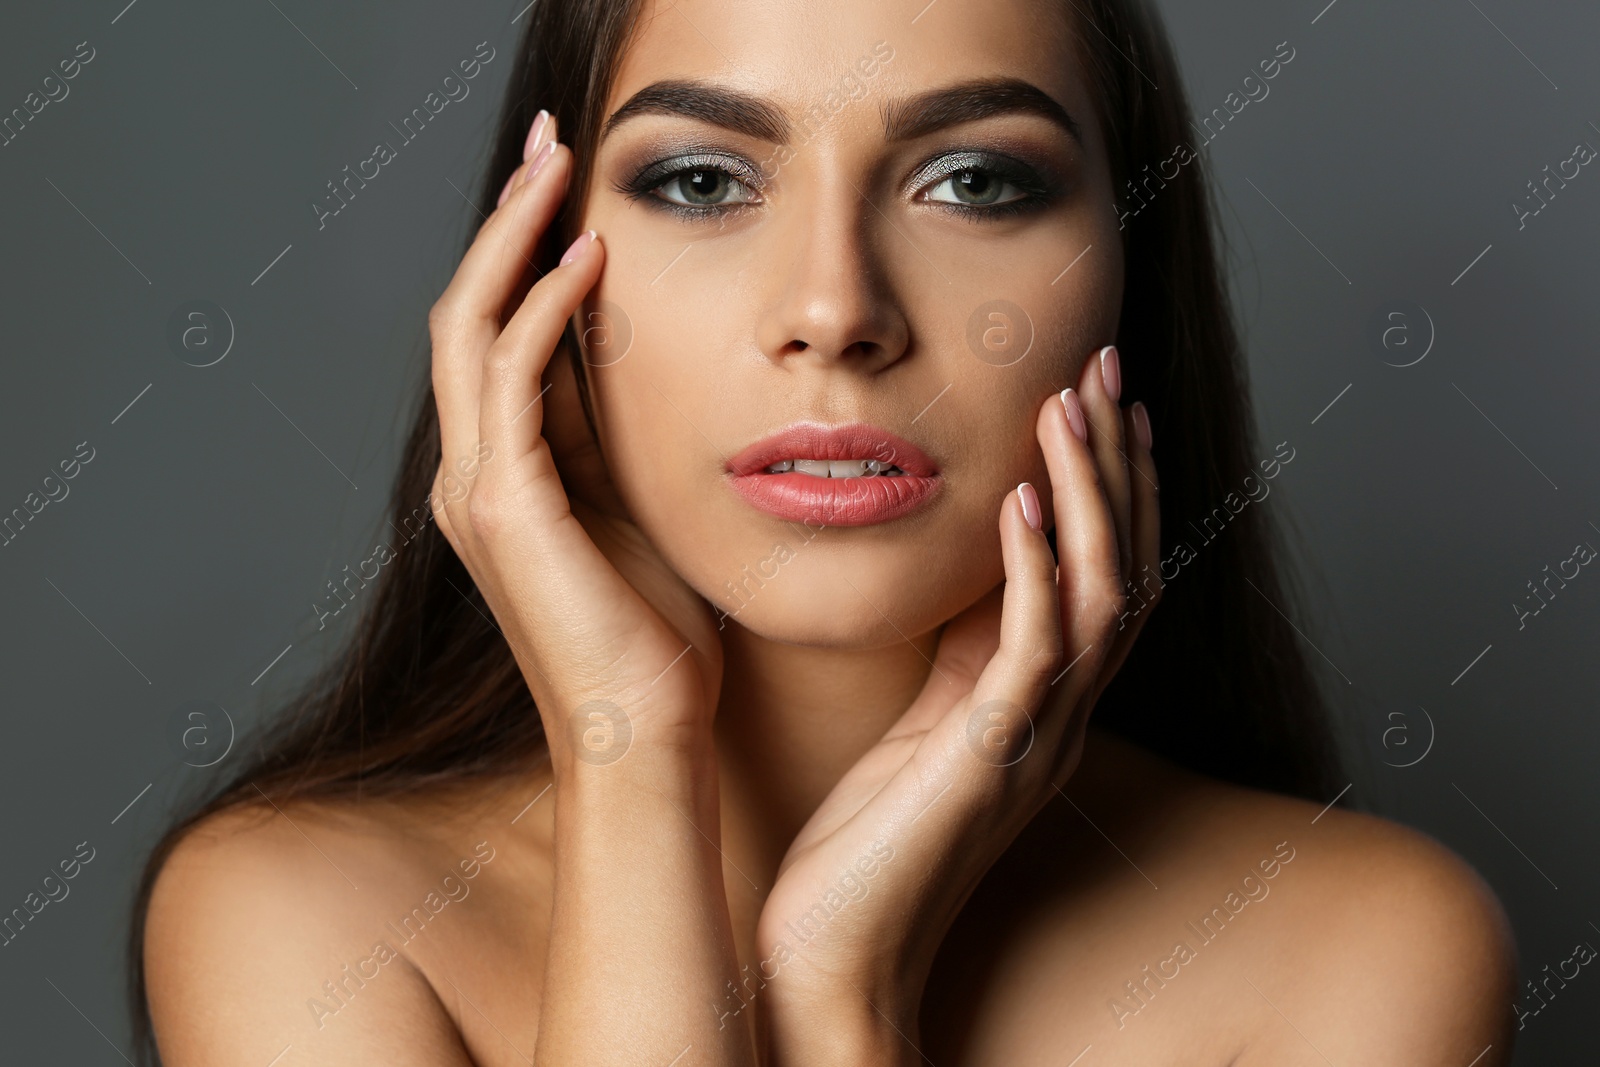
616,149,1056,222
618,152,765,221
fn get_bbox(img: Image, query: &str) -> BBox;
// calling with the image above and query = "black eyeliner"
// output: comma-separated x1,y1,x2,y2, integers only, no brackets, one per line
615,149,764,198
906,149,1057,199
612,144,1063,220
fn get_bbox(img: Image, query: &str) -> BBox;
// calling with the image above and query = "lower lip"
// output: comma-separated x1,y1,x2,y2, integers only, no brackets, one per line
726,471,942,526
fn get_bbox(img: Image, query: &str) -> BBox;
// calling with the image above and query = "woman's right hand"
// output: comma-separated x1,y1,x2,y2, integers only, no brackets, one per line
427,117,723,772
429,115,755,1067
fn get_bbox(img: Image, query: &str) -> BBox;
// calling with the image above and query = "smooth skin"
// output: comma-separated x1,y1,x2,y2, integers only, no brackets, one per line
145,1,1518,1064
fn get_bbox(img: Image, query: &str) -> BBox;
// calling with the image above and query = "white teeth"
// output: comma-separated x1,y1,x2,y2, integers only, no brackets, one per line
763,458,904,477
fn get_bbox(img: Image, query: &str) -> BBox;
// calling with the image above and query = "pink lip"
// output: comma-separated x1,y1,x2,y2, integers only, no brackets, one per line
724,421,943,527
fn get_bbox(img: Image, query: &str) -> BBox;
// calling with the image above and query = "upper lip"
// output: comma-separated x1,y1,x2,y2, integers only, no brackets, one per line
726,421,939,478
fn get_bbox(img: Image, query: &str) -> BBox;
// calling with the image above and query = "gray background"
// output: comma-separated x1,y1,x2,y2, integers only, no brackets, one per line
1,0,1595,1061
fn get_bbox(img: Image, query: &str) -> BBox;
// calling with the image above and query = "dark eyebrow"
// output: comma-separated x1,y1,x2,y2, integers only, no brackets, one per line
882,77,1083,146
601,80,789,144
600,77,1082,148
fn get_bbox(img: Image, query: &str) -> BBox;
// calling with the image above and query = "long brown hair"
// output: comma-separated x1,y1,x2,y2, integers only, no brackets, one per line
128,1,1344,1059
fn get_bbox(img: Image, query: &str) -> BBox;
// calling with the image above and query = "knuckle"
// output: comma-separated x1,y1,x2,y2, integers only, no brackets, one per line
433,505,461,552
465,488,504,537
1100,555,1126,594
1030,637,1067,682
434,464,469,508
998,629,1064,692
1098,586,1130,631
481,345,518,385
428,298,466,340
512,281,563,331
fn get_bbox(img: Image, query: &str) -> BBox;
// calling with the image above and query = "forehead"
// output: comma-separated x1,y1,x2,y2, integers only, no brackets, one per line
605,0,1088,138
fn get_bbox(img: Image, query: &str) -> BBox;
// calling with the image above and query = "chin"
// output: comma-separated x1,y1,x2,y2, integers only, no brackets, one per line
703,543,997,649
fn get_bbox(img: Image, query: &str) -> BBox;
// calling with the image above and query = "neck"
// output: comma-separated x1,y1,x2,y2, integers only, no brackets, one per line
712,618,942,882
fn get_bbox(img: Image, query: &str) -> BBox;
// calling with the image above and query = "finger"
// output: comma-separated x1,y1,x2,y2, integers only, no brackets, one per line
1077,345,1133,583
433,111,559,488
494,109,557,208
448,140,571,327
957,480,1064,770
432,112,559,499
1096,402,1161,698
1127,402,1160,596
1040,385,1124,701
484,115,561,299
479,229,605,510
430,143,573,480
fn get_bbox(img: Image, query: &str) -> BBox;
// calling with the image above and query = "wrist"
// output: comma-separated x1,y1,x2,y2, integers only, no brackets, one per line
551,722,724,872
764,985,921,1067
548,695,718,785
555,740,720,828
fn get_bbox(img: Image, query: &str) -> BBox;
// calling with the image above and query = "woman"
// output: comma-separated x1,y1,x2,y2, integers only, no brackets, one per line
132,0,1518,1062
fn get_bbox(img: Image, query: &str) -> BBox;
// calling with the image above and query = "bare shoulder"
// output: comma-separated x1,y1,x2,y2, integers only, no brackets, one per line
144,780,550,1066
1158,770,1518,1057
925,728,1519,1065
1212,779,1521,1065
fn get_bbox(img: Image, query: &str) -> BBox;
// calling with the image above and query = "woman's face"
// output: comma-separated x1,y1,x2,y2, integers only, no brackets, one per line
574,0,1124,647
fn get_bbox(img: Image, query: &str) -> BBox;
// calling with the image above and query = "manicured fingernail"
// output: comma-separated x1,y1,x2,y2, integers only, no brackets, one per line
523,139,556,185
496,170,517,208
1018,482,1042,531
560,229,596,266
523,109,550,160
1060,388,1087,443
1132,401,1153,450
1099,345,1122,403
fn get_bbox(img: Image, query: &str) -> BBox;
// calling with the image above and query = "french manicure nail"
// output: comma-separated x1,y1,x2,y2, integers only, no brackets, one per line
1099,345,1122,403
1132,401,1153,450
523,138,556,184
560,229,596,266
1019,482,1042,531
1060,388,1087,443
495,170,517,208
523,109,550,161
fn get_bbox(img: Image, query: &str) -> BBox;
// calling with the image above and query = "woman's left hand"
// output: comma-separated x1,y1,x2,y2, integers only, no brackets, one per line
755,346,1160,1063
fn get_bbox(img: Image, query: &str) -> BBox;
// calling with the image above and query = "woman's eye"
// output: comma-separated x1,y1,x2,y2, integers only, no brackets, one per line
922,168,1029,209
653,166,759,209
910,151,1056,217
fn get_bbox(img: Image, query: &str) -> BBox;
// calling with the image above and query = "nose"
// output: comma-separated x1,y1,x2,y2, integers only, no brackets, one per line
754,184,909,373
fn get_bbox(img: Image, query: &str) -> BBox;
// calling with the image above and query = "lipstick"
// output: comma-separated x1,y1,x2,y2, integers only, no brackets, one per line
724,421,942,526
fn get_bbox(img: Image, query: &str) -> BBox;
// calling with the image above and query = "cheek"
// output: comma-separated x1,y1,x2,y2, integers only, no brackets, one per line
935,243,1121,464
587,348,715,534
921,212,1123,406
925,241,1121,550
582,317,764,607
571,207,763,598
